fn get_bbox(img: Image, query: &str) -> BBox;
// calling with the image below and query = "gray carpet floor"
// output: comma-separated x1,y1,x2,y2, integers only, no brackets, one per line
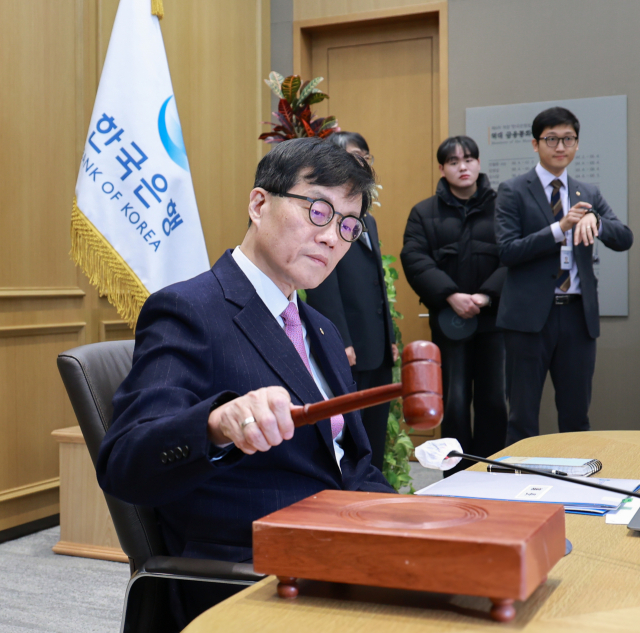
0,464,440,633
0,526,129,633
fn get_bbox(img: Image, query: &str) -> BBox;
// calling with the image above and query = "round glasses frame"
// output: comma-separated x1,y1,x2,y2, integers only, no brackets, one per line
268,191,367,243
539,135,578,148
349,150,374,166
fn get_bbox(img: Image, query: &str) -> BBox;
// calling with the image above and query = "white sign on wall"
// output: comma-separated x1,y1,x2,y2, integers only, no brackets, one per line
466,95,628,316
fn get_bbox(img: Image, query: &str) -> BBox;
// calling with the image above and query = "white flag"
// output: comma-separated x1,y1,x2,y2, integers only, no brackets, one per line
73,0,209,326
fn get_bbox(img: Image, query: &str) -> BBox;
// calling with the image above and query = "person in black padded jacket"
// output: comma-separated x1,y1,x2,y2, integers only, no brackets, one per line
401,136,507,474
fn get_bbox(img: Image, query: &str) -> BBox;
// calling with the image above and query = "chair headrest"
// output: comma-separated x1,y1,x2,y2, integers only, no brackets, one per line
57,339,135,465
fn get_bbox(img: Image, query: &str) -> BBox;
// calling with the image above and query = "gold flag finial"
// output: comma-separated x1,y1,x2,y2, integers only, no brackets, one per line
151,0,164,20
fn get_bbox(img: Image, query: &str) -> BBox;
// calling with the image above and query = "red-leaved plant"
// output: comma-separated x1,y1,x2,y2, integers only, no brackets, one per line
259,72,339,143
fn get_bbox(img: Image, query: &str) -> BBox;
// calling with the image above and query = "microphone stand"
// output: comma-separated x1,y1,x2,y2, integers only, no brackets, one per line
448,451,640,500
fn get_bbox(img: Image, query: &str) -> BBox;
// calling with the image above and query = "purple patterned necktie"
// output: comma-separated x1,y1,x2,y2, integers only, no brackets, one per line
280,301,344,440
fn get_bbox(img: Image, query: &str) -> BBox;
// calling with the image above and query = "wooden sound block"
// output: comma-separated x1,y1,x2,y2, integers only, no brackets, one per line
253,490,566,623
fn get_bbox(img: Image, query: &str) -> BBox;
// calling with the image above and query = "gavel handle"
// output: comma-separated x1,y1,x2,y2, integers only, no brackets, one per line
291,382,403,427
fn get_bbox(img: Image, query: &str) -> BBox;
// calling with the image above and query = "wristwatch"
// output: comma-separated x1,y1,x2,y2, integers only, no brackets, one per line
586,208,601,224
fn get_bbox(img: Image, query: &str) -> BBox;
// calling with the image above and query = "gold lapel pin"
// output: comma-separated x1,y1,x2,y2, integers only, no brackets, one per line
576,191,581,196
319,328,324,335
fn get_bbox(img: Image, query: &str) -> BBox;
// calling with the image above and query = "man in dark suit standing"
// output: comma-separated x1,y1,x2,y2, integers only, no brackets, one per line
495,107,633,444
97,139,393,575
306,132,397,471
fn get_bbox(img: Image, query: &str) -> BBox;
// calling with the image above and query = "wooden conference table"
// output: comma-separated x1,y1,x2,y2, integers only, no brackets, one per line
184,431,640,632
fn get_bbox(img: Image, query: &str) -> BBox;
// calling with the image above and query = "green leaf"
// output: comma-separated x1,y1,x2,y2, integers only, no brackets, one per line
299,76,324,102
381,246,410,493
264,75,284,99
306,92,329,106
269,71,285,86
281,75,302,102
319,116,337,132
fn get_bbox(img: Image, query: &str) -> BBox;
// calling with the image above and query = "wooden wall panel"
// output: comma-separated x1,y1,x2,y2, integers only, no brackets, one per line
0,1,79,289
0,0,270,531
100,320,134,342
0,489,60,533
0,325,85,492
161,0,271,261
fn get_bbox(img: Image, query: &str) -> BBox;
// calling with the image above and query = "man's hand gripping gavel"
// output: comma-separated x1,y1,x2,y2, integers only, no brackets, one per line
290,340,443,430
207,341,443,454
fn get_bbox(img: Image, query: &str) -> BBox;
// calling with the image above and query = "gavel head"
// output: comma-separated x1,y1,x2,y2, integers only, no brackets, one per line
401,341,443,430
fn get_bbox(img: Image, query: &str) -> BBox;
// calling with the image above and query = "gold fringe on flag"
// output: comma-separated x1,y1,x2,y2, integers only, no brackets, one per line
71,198,149,328
151,0,164,20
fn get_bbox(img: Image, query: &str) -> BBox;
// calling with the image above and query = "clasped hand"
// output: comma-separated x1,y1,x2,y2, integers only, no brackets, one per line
207,386,295,455
446,293,489,319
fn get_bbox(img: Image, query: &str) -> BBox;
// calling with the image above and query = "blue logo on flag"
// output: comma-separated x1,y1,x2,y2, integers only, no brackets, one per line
158,96,189,171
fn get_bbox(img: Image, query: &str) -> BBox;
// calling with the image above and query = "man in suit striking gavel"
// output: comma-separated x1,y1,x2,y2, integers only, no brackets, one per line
97,138,395,588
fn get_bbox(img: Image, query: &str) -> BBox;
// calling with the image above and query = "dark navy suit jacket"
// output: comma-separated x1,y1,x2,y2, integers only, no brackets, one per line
495,169,633,338
97,250,392,563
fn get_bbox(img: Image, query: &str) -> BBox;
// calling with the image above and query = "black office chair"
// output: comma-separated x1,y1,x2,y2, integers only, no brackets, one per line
57,340,264,633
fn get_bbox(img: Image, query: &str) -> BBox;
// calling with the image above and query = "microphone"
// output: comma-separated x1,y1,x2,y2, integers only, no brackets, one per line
416,438,640,501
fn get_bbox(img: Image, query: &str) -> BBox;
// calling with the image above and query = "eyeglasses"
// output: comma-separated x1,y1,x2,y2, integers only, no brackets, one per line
269,192,367,243
350,151,374,166
539,135,578,148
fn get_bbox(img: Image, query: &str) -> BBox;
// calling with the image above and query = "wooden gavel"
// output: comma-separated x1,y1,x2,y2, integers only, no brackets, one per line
290,340,443,430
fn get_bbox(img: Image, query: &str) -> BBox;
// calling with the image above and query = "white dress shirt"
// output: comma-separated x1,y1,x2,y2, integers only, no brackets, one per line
535,163,581,295
232,246,345,465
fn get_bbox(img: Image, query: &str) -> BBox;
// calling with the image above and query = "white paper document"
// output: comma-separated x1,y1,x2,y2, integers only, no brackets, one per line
515,484,552,500
416,471,640,515
605,497,640,524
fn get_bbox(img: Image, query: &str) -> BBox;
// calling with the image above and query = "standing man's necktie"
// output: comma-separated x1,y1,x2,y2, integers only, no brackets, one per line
551,178,571,292
280,302,344,440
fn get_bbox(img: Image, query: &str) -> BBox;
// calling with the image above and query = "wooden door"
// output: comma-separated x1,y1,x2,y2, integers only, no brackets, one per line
298,12,444,446
302,15,441,348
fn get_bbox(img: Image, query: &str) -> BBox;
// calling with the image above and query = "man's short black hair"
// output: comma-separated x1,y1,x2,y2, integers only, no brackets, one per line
436,136,479,166
532,107,580,140
254,137,375,215
327,131,370,154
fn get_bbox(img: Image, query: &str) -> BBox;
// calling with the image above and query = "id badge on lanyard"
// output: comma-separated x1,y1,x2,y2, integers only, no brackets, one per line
561,238,573,270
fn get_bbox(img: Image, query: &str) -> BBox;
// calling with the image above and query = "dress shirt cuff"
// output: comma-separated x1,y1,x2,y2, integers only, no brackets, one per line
208,443,236,462
550,221,565,243
207,392,240,464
